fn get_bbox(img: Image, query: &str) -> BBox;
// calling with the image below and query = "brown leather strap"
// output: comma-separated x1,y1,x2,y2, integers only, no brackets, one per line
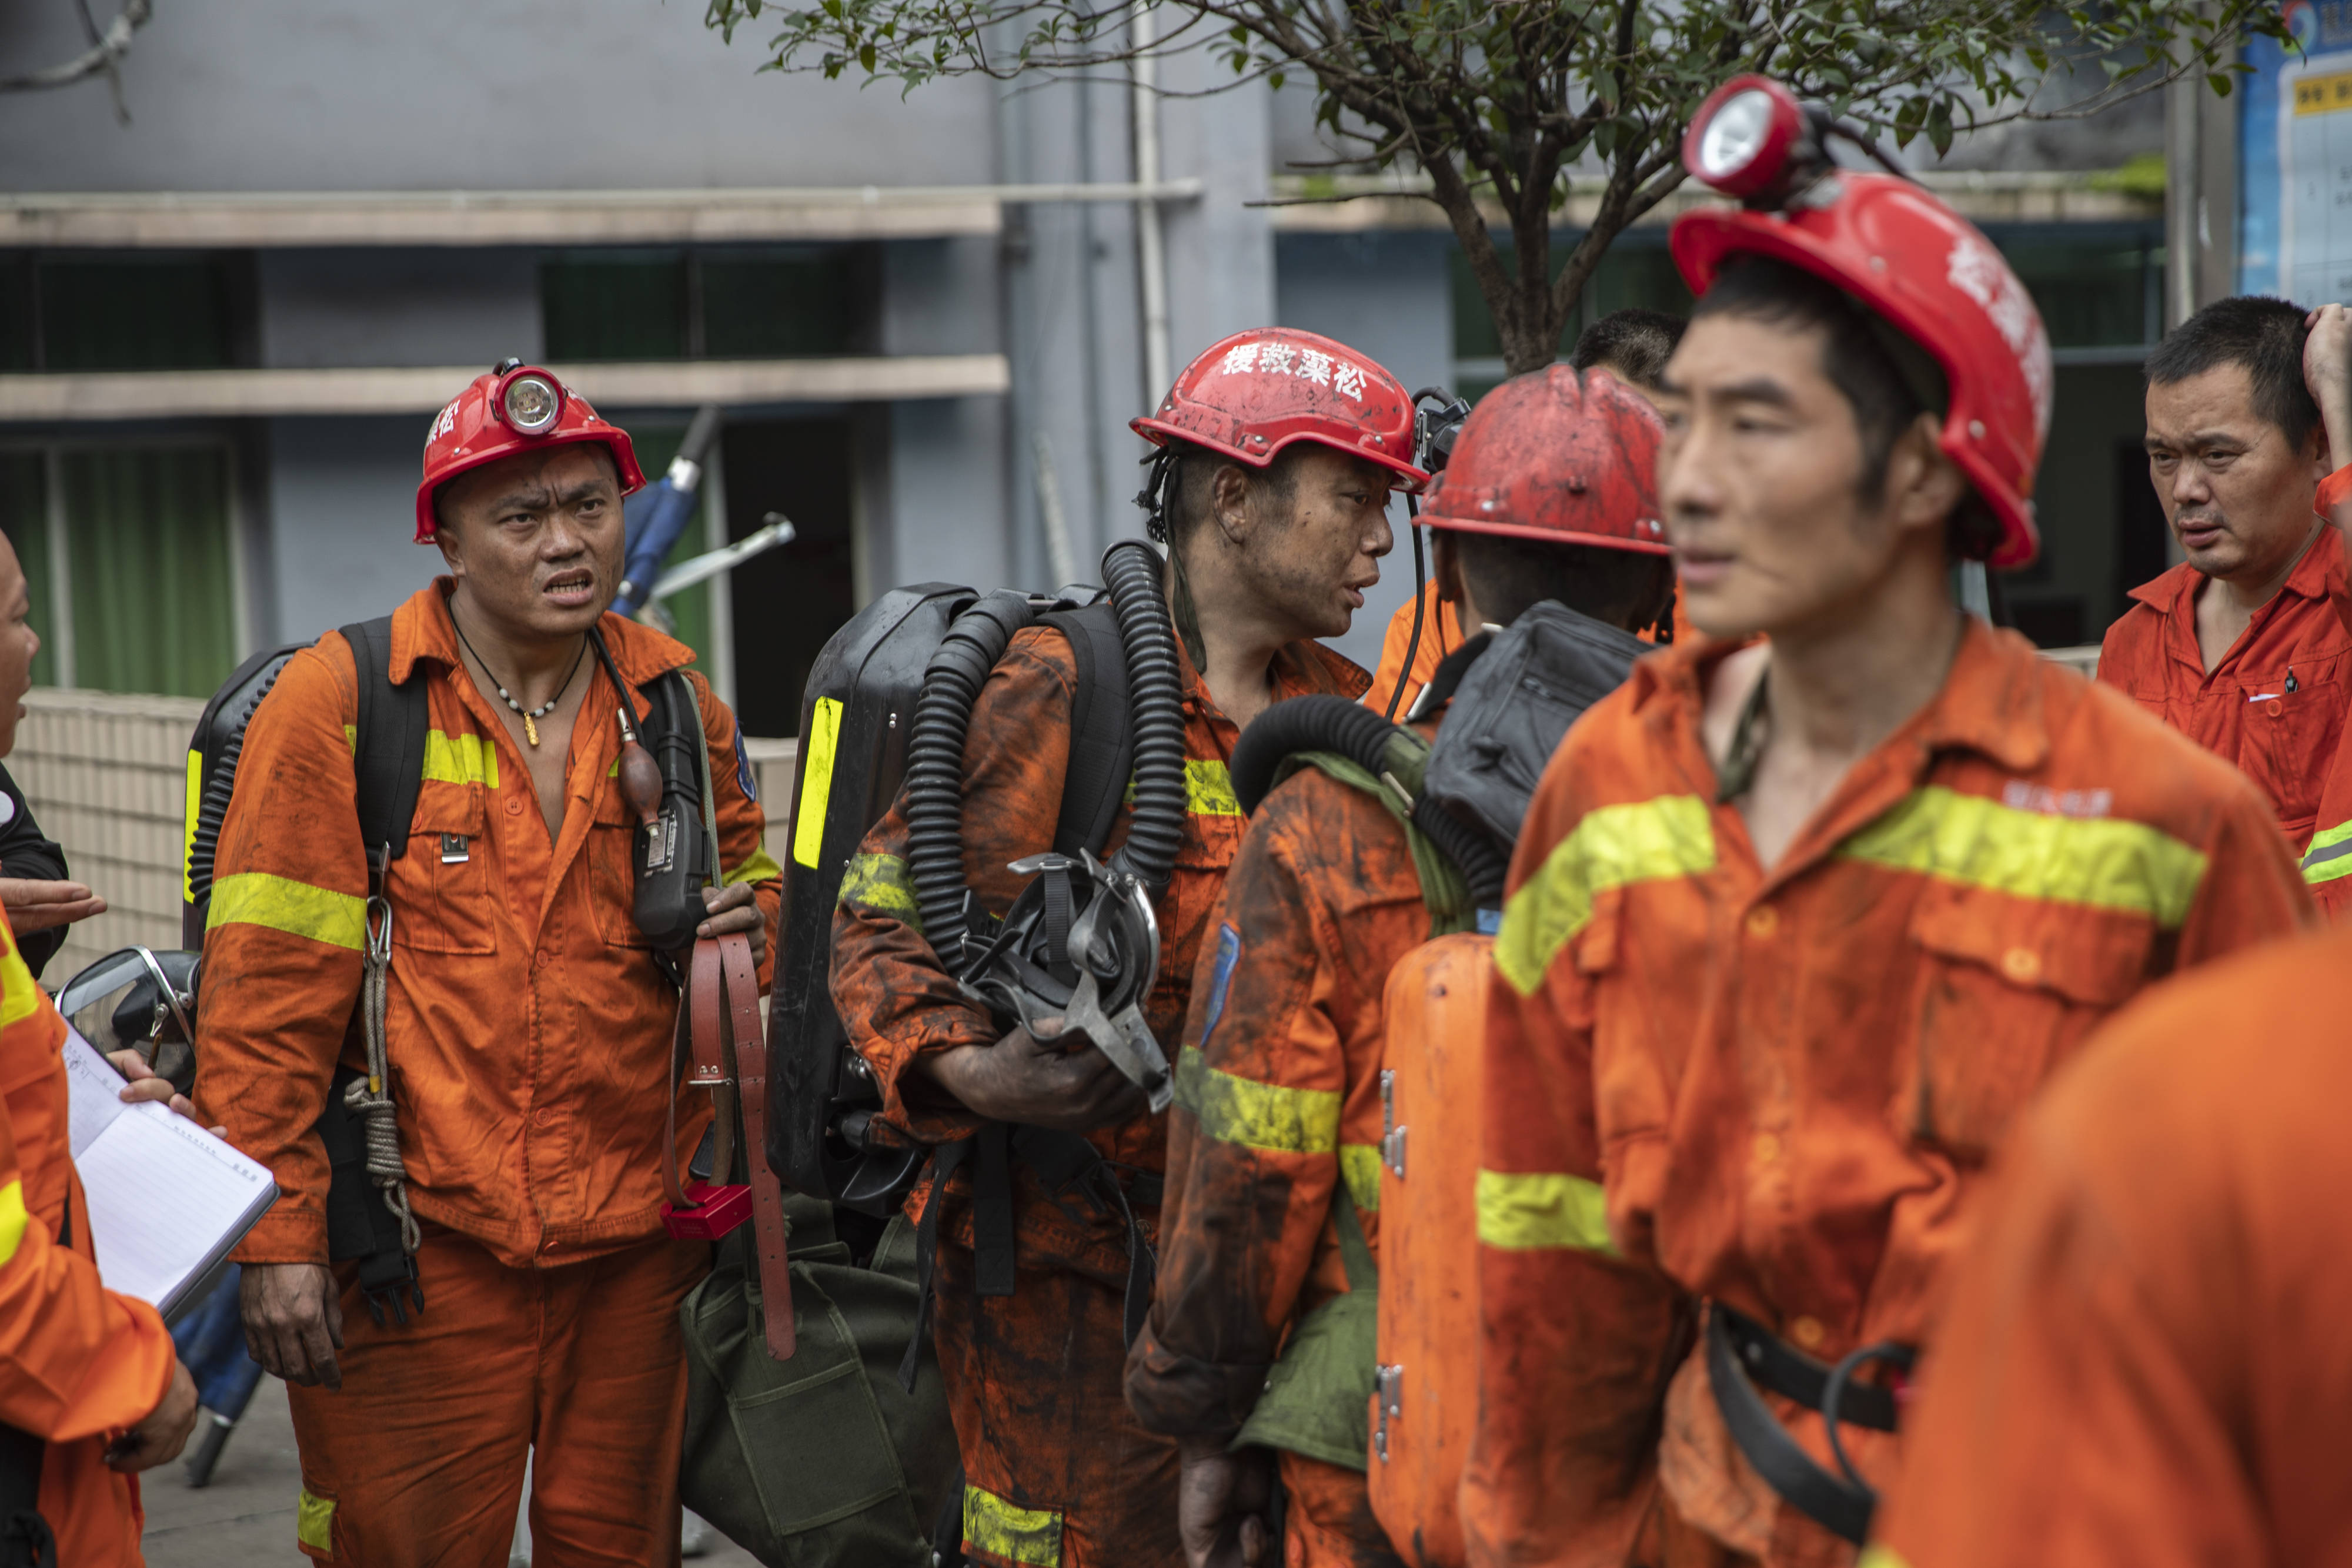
716,931,796,1359
687,942,730,1086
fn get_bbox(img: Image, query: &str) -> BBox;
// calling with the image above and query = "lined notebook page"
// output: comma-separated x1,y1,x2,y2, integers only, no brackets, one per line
61,1028,276,1322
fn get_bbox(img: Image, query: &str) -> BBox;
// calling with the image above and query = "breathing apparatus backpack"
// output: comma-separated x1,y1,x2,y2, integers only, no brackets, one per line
767,538,1190,1214
179,616,714,1323
1224,600,1650,1567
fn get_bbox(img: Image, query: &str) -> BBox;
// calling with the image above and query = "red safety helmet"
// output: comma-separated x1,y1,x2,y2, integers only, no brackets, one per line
1421,366,1668,554
1131,327,1429,492
413,360,645,543
1670,75,2052,569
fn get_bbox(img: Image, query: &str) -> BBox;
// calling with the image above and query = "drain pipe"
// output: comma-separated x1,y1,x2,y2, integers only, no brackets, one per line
1131,0,1172,405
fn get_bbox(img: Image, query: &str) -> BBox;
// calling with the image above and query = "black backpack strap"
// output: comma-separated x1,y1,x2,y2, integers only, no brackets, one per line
340,617,429,871
1038,603,1134,860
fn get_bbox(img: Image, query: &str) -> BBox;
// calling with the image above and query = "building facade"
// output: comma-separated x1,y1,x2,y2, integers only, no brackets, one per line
2,0,2188,734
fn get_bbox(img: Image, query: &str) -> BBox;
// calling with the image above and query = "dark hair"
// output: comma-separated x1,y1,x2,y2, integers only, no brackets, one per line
1451,530,1675,634
2146,295,2320,450
1690,254,2000,561
1571,309,1688,392
1158,439,1302,547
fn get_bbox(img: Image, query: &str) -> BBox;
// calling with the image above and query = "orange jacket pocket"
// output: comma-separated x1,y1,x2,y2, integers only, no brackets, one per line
1900,884,2149,1158
385,790,496,955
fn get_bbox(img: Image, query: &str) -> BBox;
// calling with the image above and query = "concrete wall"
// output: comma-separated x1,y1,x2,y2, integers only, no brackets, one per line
259,249,543,370
259,416,441,646
0,0,998,191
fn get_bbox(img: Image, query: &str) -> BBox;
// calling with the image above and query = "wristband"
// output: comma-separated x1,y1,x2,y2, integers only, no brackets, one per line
2318,463,2352,520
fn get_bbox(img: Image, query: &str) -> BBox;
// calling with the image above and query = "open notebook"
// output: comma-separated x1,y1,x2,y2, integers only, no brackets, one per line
62,1027,277,1327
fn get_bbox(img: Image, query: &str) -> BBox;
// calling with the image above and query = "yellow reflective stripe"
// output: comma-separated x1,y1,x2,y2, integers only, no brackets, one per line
206,872,367,951
1856,1549,1912,1568
297,1489,335,1553
1838,785,2207,927
420,729,499,788
963,1484,1061,1568
1339,1144,1381,1212
1175,1046,1341,1155
0,927,38,1031
2301,817,2352,885
794,696,844,868
838,851,921,933
342,724,357,757
1476,1169,1615,1254
1495,795,1715,995
724,844,785,887
0,1182,27,1270
1186,758,1244,817
182,751,202,903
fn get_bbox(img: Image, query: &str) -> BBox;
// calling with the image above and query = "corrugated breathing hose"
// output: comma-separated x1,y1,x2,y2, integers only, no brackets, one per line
904,590,1037,968
1098,540,1186,893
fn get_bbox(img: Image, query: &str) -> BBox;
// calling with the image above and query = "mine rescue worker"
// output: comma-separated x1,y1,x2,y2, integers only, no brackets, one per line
2097,296,2350,854
1127,366,1673,1567
830,327,1425,1568
1367,309,1686,716
194,365,781,1565
1465,76,2315,1568
0,529,199,1564
1860,922,2352,1568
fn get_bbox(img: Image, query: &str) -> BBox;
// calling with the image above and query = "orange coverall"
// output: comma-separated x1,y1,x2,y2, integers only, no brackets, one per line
1468,620,2313,1568
2096,520,2350,850
0,911,177,1566
1368,584,1459,718
1128,754,1435,1568
832,626,1368,1568
196,582,781,1566
1864,924,2352,1568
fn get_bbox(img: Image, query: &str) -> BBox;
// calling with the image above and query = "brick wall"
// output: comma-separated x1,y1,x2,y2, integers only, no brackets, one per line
9,688,205,986
6,688,799,994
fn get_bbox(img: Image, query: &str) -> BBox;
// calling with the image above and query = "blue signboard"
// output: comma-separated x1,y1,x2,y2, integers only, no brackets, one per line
2242,1,2352,301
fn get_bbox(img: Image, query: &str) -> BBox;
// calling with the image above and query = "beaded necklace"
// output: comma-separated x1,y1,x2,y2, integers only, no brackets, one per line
452,617,587,748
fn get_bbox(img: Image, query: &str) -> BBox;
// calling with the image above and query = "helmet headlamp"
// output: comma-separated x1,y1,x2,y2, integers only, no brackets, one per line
1683,75,1810,205
497,368,564,437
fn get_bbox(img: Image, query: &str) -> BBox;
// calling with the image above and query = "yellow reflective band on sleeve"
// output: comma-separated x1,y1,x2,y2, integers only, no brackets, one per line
793,696,844,869
1495,795,1715,995
724,844,786,887
420,729,498,788
1175,1046,1341,1155
182,751,203,904
206,873,368,951
1476,1168,1616,1254
964,1484,1062,1568
2301,818,2352,887
0,931,39,1031
1340,1144,1382,1212
838,851,921,933
1839,785,2207,927
1187,758,1244,817
0,1182,27,1269
297,1489,335,1554
342,724,357,757
1856,1549,1912,1568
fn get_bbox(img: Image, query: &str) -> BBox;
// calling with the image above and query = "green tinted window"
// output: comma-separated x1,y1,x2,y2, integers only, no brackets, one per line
0,453,54,688
2004,240,2155,349
38,257,239,371
701,251,860,359
59,447,238,697
1451,236,1692,367
0,260,32,373
542,252,690,361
